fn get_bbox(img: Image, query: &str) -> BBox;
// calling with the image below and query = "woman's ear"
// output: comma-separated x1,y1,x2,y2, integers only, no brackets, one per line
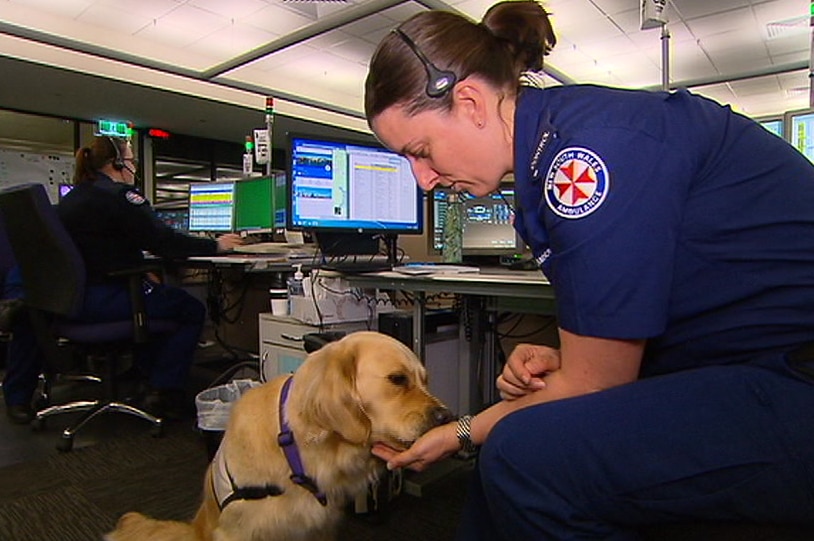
452,79,488,128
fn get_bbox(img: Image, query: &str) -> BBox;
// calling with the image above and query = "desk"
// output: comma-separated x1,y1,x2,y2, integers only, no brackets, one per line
345,269,555,410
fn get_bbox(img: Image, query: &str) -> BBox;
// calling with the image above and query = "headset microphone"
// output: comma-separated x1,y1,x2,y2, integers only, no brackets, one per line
107,136,125,171
393,28,458,98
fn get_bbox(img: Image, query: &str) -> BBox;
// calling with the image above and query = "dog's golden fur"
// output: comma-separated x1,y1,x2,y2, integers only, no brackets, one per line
105,331,451,541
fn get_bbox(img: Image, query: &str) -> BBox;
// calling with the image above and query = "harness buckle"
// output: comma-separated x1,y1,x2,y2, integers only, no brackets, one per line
277,429,295,447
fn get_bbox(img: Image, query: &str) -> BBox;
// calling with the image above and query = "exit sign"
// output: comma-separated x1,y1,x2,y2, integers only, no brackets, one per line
97,120,132,138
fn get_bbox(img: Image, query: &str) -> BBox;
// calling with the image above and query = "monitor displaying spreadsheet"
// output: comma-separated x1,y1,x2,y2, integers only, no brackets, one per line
187,181,235,232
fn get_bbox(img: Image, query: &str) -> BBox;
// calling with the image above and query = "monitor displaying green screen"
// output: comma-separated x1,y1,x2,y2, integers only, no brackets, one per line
233,175,286,232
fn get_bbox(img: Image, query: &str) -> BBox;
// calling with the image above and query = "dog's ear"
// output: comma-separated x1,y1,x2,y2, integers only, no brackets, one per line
292,339,371,445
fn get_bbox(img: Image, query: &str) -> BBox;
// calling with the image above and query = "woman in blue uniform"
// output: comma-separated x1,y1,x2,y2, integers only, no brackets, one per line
57,136,243,418
365,1,814,539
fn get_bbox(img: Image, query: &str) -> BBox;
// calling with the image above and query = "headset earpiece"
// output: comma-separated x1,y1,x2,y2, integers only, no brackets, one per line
393,28,458,98
108,136,125,171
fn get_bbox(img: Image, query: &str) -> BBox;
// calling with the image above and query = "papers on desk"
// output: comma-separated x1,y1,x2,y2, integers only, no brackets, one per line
430,272,550,284
392,264,480,276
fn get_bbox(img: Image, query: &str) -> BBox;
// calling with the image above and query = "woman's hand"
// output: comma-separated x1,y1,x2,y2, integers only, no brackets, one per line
216,233,244,252
497,343,561,400
372,421,460,472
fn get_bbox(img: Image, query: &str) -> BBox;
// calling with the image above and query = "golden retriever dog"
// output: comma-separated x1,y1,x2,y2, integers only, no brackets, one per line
105,331,453,541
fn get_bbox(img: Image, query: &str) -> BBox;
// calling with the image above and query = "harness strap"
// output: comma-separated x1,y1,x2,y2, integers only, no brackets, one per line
278,376,328,506
211,444,285,512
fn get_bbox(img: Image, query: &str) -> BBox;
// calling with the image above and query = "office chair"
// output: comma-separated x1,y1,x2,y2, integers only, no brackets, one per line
0,183,172,451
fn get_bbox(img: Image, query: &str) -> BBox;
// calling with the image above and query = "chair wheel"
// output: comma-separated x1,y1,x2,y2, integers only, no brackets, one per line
31,417,46,431
150,421,164,438
57,436,74,453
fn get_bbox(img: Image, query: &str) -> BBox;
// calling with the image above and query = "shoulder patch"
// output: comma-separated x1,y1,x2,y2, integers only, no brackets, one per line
125,191,146,205
544,146,609,219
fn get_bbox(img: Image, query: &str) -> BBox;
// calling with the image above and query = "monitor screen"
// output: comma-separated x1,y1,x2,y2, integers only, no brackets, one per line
188,181,235,232
155,209,189,232
431,187,523,256
233,176,281,233
758,118,783,139
287,135,423,234
787,109,814,163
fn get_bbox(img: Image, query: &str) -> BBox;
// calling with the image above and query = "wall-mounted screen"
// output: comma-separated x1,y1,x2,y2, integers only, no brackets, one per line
188,181,235,232
287,134,423,234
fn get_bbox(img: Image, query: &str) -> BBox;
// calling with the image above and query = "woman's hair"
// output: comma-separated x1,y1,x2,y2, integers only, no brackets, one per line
364,0,556,123
73,136,127,185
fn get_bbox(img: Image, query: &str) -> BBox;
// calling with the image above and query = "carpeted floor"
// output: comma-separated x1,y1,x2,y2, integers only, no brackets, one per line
0,420,472,541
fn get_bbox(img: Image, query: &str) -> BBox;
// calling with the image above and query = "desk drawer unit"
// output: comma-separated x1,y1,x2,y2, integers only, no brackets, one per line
258,313,372,381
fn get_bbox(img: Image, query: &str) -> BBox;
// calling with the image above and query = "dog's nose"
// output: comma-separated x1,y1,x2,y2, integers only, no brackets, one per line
431,406,455,426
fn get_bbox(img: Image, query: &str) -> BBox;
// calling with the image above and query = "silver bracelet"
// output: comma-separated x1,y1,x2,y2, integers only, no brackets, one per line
456,415,478,454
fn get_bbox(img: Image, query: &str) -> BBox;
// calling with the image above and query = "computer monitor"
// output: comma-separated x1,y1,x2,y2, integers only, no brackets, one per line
155,209,189,232
188,181,235,232
430,186,524,258
785,108,814,163
287,134,422,234
757,117,783,139
233,175,286,234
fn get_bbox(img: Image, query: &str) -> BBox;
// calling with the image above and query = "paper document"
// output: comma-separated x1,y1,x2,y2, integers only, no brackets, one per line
392,264,480,276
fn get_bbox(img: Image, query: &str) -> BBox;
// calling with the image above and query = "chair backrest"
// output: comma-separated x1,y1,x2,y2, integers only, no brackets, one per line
0,209,17,296
0,183,86,318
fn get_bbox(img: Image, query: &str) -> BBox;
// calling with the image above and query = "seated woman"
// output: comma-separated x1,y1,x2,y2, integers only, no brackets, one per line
57,135,243,419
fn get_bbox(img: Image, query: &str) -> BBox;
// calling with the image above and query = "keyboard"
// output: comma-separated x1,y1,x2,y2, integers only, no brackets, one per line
320,259,392,274
233,242,315,256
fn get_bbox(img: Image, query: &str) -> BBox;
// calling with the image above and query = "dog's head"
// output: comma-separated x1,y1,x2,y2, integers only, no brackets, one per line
290,331,453,449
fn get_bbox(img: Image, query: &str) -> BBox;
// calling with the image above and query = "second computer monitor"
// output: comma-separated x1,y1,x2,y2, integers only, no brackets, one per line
287,134,423,235
431,186,524,257
188,181,235,233
233,175,286,234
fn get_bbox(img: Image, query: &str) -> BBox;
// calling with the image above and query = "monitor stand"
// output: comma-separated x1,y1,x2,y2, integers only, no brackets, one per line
314,231,393,273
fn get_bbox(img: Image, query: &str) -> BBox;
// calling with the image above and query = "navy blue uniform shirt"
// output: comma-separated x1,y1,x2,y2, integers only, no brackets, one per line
512,85,814,376
58,174,217,285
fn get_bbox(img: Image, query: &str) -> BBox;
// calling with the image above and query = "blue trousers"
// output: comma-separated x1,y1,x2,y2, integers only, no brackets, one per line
456,357,814,540
77,281,206,391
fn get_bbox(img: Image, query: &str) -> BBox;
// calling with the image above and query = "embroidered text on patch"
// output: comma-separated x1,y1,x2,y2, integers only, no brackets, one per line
544,147,609,219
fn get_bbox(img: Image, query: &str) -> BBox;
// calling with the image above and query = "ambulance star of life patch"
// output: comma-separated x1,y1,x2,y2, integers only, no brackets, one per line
544,146,609,219
125,191,146,205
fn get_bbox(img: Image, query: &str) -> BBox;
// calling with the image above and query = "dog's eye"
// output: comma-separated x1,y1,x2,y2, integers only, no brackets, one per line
388,373,409,387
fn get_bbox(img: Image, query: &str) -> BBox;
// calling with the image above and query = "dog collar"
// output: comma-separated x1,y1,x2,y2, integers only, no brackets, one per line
278,376,328,506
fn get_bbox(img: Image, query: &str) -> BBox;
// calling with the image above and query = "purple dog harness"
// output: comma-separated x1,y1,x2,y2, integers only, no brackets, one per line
210,376,327,510
278,376,328,506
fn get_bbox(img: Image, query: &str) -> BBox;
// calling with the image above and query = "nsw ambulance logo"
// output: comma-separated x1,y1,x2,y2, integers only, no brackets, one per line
544,147,609,219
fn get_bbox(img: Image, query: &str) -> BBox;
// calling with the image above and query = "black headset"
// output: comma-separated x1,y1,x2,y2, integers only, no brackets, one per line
393,28,457,98
107,136,125,171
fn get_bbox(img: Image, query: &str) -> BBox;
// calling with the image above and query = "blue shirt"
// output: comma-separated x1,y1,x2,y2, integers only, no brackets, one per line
513,85,814,375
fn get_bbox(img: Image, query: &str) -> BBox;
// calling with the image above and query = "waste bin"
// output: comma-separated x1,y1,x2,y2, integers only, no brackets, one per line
196,378,261,460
